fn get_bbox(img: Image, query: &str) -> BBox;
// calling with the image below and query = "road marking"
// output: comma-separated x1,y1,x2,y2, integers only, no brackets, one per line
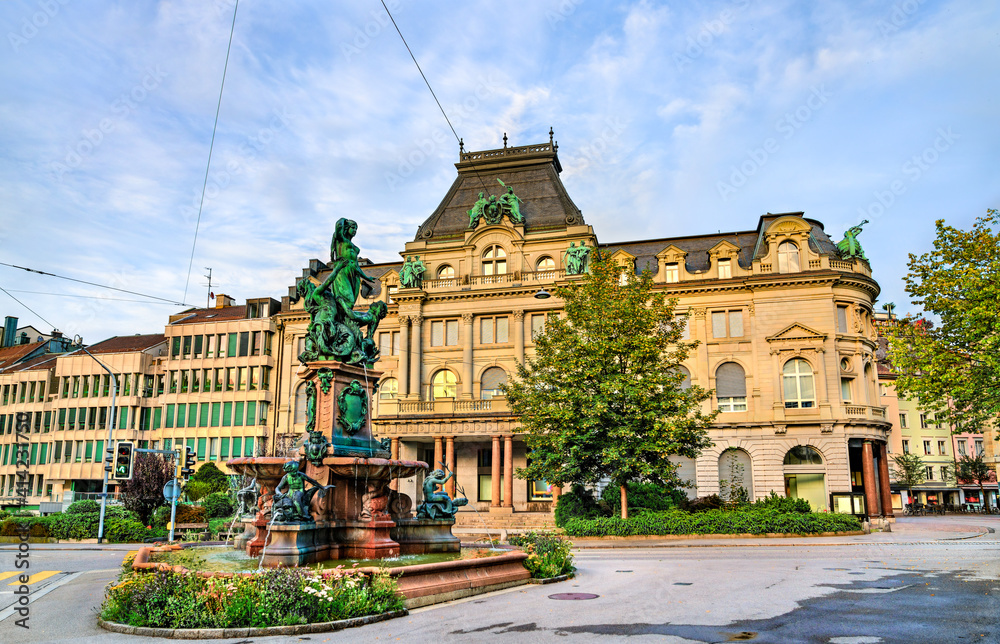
0,572,19,582
0,571,82,623
7,571,59,586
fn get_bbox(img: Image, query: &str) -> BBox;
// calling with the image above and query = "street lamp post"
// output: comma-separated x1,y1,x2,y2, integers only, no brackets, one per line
73,336,117,544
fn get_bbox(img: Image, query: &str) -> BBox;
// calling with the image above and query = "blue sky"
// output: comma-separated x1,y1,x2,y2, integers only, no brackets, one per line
1,0,997,343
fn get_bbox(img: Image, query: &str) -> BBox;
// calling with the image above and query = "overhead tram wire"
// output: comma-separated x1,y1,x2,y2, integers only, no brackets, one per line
0,262,196,307
182,0,239,303
4,290,177,304
0,285,58,332
379,0,494,199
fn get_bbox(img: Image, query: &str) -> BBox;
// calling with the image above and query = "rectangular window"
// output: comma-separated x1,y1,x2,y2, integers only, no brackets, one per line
228,333,238,357
940,466,949,481
717,396,747,412
920,413,929,428
248,366,258,391
250,331,261,356
172,337,181,357
974,440,984,455
841,378,852,403
214,368,223,392
165,404,175,428
223,402,232,427
665,263,679,283
232,437,243,458
246,401,257,425
899,413,907,428
188,404,197,428
431,321,445,346
244,437,255,456
226,368,235,391
193,335,204,357
163,438,172,452
837,305,848,333
84,441,93,463
237,367,245,391
925,466,934,480
234,401,244,427
711,310,745,339
182,335,192,357
239,332,250,357
43,411,51,432
902,440,909,454
938,440,946,456
211,402,221,427
923,440,931,455
30,443,38,465
674,313,690,340
199,403,209,427
209,437,218,461
718,258,732,279
957,440,967,456
480,316,509,344
176,403,186,428
197,438,206,461
221,437,230,459
39,443,47,465
53,441,62,463
74,441,82,463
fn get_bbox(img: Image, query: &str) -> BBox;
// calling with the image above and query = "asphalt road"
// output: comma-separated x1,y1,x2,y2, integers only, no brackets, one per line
1,518,998,644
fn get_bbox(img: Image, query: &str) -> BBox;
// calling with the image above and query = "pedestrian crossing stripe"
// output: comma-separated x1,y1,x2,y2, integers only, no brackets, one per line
6,571,60,585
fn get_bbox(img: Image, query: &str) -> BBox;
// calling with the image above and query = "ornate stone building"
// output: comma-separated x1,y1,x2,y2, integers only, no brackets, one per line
272,137,895,524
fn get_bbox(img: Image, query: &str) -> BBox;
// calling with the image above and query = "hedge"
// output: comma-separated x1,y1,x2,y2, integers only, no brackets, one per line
561,508,862,537
0,506,160,543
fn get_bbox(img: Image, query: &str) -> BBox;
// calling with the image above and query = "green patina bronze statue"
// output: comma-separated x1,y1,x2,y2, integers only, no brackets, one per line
565,242,591,275
303,429,330,466
837,219,869,260
415,468,468,520
295,218,388,366
272,461,335,524
399,255,426,289
468,180,525,229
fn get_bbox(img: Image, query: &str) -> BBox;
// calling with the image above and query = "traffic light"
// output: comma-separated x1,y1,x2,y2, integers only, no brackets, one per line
112,441,134,481
104,444,115,475
180,446,196,480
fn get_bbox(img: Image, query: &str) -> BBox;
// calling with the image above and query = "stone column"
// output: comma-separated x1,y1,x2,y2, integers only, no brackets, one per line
409,315,423,399
491,435,501,508
503,435,514,509
462,313,474,399
861,440,880,517
877,441,894,517
551,485,562,513
513,310,525,364
445,436,456,497
389,437,400,491
433,436,443,472
398,316,409,397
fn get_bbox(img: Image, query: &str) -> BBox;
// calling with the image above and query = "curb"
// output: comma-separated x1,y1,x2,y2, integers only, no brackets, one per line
528,572,575,585
97,609,408,639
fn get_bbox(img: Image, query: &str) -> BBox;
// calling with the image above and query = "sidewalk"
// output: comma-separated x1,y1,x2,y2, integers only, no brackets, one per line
570,516,998,549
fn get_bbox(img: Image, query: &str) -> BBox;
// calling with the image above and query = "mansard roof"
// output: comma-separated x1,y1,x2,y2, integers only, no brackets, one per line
413,134,585,242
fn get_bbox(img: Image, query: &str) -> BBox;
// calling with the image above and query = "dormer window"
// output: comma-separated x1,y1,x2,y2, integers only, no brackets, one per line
665,263,679,283
778,241,800,273
718,258,732,279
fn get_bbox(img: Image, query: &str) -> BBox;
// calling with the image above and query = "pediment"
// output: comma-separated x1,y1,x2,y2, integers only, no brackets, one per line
766,323,827,343
381,269,400,284
709,240,741,254
765,216,812,236
656,244,688,259
609,249,636,262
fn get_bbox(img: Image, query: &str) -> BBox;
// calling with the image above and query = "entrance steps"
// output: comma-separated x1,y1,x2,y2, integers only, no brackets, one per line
452,511,558,535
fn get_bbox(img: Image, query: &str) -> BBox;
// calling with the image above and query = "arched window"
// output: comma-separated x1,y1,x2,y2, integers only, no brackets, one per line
676,365,692,390
480,367,508,399
431,370,457,400
783,445,824,465
536,256,555,272
782,358,815,408
481,246,507,277
437,265,455,280
293,383,308,425
379,378,398,399
716,362,747,412
777,241,800,273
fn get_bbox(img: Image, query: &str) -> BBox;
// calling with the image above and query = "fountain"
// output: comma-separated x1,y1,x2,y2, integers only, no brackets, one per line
226,217,467,567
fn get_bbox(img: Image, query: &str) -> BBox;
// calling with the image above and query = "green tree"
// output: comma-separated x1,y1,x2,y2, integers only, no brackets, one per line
886,209,1000,433
505,256,716,519
118,453,172,525
890,452,926,505
189,462,230,495
954,450,995,511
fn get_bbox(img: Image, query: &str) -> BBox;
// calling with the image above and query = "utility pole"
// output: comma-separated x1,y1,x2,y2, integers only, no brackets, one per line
73,335,117,544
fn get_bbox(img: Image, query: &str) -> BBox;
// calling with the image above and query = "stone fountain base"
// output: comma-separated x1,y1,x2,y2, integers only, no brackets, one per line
391,518,461,555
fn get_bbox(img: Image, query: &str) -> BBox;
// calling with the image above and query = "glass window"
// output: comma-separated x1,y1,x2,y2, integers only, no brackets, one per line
481,316,509,344
674,313,690,339
480,367,507,399
536,256,555,272
715,362,747,412
437,264,455,280
925,466,934,480
937,440,946,455
193,335,203,357
718,258,732,279
777,241,799,273
431,370,457,400
481,245,507,277
920,413,929,428
675,365,692,390
841,378,852,403
899,413,907,428
837,306,848,333
783,445,823,465
235,401,244,427
379,378,398,399
665,263,679,283
182,335,192,357
923,440,931,455
431,320,459,347
783,358,815,409
711,310,744,338
294,383,308,424
957,440,966,456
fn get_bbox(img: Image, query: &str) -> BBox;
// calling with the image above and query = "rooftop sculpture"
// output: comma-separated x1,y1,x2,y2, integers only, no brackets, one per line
837,219,869,260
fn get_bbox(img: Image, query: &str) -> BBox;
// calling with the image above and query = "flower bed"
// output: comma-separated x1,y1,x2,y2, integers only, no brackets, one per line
100,566,404,629
561,508,862,537
507,532,575,578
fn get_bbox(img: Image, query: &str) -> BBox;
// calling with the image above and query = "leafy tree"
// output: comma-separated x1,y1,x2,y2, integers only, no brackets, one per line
955,450,995,511
505,256,716,519
189,462,230,495
890,452,926,503
886,209,1000,434
118,453,172,525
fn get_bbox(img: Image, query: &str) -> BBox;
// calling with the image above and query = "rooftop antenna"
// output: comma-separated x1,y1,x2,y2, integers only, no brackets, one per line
204,268,213,309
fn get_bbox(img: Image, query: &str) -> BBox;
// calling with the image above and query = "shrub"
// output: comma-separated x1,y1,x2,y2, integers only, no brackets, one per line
554,484,602,527
100,568,404,628
681,494,723,512
751,491,812,514
190,463,231,495
600,481,687,516
153,504,206,528
508,531,575,578
202,492,236,519
183,481,214,502
561,508,862,537
66,500,101,515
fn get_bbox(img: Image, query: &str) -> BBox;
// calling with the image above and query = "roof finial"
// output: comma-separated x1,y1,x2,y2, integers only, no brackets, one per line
503,132,508,148
549,126,554,145
459,138,464,157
